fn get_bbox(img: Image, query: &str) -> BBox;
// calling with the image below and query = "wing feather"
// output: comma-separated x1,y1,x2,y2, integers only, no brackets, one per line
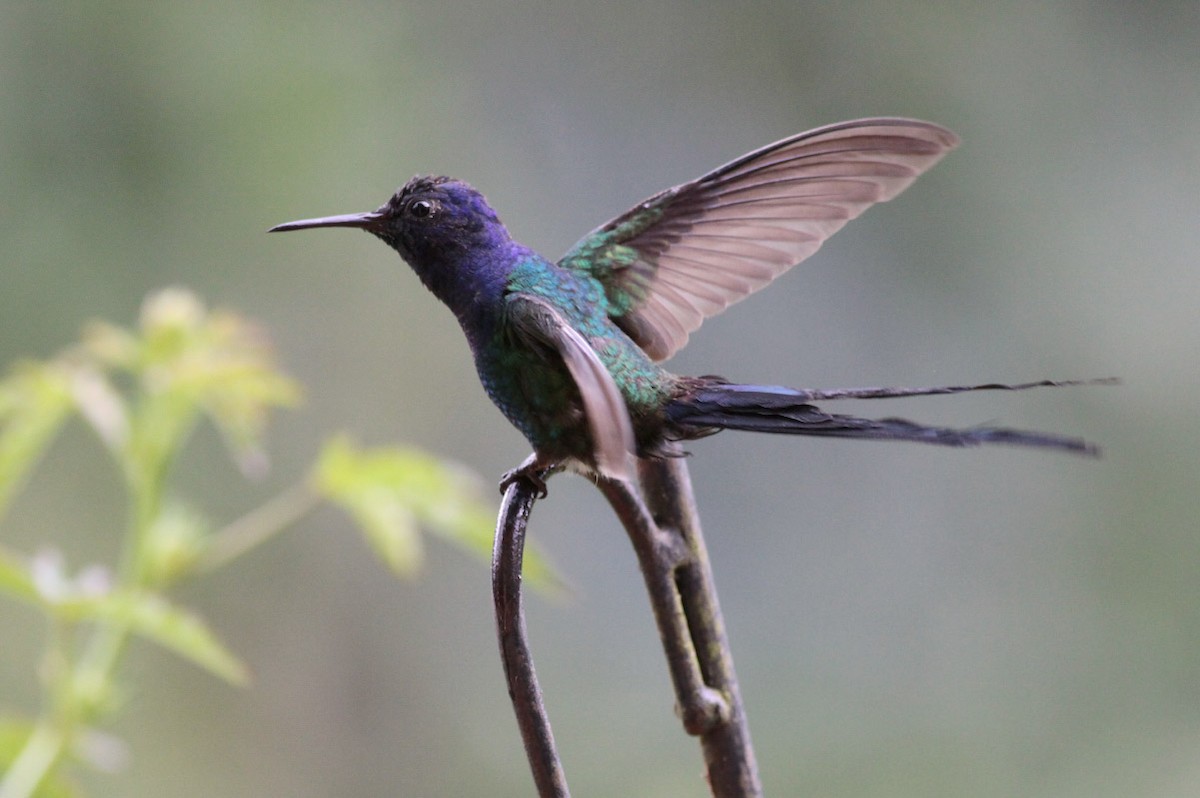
559,118,959,361
506,294,635,480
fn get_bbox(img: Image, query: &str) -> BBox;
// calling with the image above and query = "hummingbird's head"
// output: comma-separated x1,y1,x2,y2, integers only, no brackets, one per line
270,176,512,276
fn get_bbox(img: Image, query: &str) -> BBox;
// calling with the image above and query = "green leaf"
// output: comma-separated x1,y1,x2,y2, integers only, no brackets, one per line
66,365,129,452
0,716,37,766
313,436,565,593
85,289,301,482
314,436,424,577
61,590,249,686
0,362,75,522
135,289,301,477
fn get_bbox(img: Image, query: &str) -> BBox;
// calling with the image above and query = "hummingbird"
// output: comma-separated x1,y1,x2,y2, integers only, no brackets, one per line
271,118,1101,493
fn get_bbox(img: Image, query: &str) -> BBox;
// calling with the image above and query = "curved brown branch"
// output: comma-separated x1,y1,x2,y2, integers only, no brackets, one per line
599,460,762,797
495,458,760,797
493,479,570,798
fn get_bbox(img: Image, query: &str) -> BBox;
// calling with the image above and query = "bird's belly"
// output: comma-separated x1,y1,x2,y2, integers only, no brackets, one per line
475,348,591,459
473,333,674,464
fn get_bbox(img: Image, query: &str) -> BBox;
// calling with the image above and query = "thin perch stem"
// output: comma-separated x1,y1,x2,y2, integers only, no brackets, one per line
595,476,729,732
599,460,762,797
495,458,760,797
493,479,570,798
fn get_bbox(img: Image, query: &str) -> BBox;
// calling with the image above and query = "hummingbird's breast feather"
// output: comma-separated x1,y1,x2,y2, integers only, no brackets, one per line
464,257,674,461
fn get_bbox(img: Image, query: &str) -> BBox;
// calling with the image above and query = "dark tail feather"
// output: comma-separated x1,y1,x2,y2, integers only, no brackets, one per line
666,381,1106,457
776,377,1119,402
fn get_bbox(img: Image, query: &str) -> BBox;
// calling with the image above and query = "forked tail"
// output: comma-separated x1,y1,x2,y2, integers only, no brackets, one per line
665,378,1114,456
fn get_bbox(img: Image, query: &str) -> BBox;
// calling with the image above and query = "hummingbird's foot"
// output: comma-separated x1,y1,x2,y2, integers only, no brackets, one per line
499,454,558,498
499,466,547,498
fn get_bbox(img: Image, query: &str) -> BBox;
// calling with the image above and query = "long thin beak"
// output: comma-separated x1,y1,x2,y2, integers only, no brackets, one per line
268,210,384,233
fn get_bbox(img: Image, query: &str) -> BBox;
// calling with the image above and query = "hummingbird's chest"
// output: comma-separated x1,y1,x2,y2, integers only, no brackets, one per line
475,339,586,455
467,264,672,460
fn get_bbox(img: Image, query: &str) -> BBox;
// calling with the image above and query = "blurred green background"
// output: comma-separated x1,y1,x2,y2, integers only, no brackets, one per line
2,2,1198,796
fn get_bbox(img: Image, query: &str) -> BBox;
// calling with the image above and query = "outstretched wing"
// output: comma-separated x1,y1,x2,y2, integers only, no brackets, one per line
506,294,635,480
559,118,959,362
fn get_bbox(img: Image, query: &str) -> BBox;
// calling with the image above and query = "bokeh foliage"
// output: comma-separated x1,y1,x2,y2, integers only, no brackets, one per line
0,291,531,797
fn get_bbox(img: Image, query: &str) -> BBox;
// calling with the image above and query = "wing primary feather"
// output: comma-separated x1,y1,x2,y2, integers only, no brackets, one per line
559,118,960,361
507,294,635,480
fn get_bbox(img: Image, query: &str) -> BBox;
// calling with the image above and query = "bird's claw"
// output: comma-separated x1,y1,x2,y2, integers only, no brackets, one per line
499,459,550,499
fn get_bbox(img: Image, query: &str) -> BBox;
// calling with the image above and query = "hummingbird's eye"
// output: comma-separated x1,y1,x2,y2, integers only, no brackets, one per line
408,199,436,219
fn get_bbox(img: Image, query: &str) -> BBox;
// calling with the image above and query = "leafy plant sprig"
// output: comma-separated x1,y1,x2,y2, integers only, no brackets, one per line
0,289,556,798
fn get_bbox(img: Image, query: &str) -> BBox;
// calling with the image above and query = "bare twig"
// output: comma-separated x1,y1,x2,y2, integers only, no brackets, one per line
599,460,762,797
494,458,760,797
493,479,570,798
